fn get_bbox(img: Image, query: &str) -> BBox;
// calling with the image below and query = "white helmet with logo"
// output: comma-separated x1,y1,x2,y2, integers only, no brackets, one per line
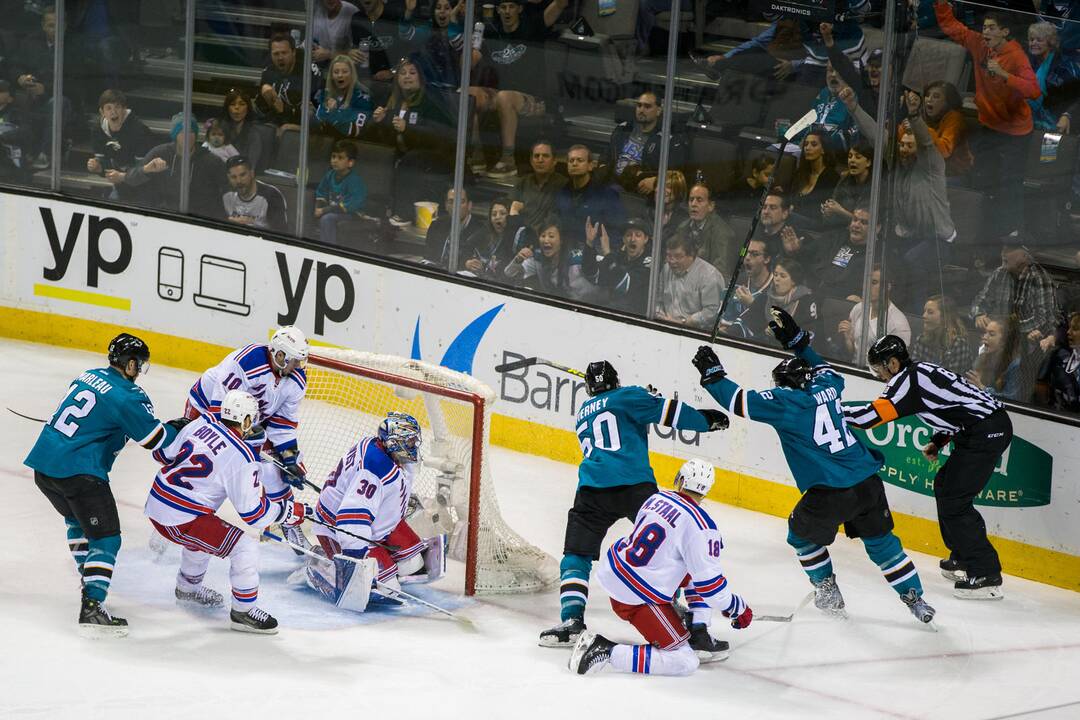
269,326,310,375
220,390,259,431
676,458,715,496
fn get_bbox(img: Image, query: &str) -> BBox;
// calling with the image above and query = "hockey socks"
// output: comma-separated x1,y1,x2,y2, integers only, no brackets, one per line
559,554,592,621
864,534,923,597
65,517,88,575
609,643,699,677
787,531,833,585
82,534,121,602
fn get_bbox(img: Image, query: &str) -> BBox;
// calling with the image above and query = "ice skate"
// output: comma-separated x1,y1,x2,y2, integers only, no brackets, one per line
539,616,586,648
954,574,1004,600
175,584,225,609
78,595,129,638
229,606,279,634
687,623,729,662
939,557,967,582
900,589,936,624
568,631,614,675
812,575,847,618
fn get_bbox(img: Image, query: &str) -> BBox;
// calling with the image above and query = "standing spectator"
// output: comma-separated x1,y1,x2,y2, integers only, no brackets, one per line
372,59,455,227
649,170,688,240
919,80,975,180
315,55,375,139
838,267,912,363
823,141,873,228
655,234,723,330
673,182,737,279
202,118,239,162
220,90,268,174
425,185,485,270
315,140,368,246
816,204,873,303
256,32,309,134
967,316,1024,400
124,116,228,220
476,0,567,178
820,22,880,115
582,217,654,315
606,91,688,197
407,0,467,90
351,0,412,85
796,64,859,150
1025,21,1080,133
792,129,842,230
464,196,526,280
509,139,567,233
912,294,975,374
935,1,1041,234
1040,311,1080,411
554,145,625,246
503,221,603,303
745,259,819,339
313,0,361,74
222,155,288,233
85,89,157,201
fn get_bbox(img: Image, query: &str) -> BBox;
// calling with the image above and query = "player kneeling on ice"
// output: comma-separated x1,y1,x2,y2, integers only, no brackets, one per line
691,307,936,624
570,459,752,676
184,326,312,553
300,412,446,612
144,390,309,634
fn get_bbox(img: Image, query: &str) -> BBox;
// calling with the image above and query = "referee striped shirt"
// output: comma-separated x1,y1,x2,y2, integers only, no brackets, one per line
844,361,1003,436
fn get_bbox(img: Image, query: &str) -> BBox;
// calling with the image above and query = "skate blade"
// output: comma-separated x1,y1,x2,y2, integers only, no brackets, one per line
953,587,1004,600
78,623,129,639
941,569,966,582
567,631,594,673
539,634,579,649
821,608,848,620
399,573,430,585
229,621,279,635
695,649,730,663
175,596,224,610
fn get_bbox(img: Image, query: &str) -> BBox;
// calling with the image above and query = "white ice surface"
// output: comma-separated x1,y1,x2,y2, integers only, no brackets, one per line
3,339,1080,720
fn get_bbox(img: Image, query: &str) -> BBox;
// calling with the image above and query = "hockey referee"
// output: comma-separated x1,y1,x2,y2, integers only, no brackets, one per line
844,335,1011,600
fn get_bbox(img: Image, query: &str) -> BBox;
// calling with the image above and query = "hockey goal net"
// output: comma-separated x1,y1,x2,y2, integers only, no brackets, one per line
295,348,557,596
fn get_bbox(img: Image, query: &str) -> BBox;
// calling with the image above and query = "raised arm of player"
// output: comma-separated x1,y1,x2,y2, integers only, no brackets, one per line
628,385,729,432
691,345,812,428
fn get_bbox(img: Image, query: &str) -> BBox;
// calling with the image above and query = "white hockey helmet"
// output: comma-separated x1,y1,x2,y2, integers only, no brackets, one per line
269,325,310,375
220,390,259,433
676,458,715,497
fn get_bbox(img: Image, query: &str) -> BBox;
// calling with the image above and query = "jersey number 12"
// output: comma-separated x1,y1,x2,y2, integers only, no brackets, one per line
52,385,97,438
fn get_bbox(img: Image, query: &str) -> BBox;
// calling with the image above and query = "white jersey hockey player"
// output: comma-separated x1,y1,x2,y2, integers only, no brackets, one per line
570,459,754,676
145,390,308,633
303,412,445,611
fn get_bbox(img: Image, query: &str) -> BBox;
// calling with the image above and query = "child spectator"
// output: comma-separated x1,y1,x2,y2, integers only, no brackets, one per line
202,118,239,162
315,140,368,246
85,89,158,200
911,294,974,373
967,315,1023,400
316,55,375,139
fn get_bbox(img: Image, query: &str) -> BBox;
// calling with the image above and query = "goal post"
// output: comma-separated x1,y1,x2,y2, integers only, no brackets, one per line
296,348,558,596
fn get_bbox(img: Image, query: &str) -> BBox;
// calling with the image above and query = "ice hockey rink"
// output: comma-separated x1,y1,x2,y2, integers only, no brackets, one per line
4,339,1080,720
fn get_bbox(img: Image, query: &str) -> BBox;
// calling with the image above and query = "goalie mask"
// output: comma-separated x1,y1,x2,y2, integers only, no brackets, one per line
676,458,715,496
585,360,619,397
771,356,813,391
220,390,260,437
378,411,422,463
269,325,310,376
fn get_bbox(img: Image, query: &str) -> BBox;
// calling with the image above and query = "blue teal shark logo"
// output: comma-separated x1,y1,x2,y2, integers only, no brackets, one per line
410,304,504,375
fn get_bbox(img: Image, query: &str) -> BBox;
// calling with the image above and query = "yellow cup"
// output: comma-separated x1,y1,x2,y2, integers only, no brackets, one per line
414,201,439,230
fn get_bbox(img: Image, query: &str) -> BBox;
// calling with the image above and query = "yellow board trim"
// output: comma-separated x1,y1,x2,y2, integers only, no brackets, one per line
33,283,132,311
3,303,1078,592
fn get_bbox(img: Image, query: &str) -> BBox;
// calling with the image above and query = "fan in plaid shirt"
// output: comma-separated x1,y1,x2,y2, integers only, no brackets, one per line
971,242,1059,347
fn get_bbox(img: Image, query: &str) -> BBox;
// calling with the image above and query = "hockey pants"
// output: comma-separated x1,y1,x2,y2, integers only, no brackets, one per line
608,598,698,676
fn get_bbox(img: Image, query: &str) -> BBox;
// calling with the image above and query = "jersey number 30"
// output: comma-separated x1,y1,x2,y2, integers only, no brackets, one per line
576,411,622,458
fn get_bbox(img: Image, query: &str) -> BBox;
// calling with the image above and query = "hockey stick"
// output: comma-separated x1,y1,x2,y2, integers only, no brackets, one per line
263,530,473,627
708,107,818,343
7,407,47,423
756,591,815,623
493,356,585,379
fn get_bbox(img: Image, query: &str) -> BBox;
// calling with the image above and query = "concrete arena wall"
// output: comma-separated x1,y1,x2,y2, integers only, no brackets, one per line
2,190,1078,591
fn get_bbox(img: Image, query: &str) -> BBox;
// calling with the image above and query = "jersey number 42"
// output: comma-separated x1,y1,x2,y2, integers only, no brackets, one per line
814,400,857,454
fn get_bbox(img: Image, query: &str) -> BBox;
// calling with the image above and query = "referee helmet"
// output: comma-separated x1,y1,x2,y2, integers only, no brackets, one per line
867,334,910,370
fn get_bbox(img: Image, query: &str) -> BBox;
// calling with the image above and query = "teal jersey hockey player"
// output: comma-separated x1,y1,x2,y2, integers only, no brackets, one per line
25,333,185,638
540,360,730,650
691,307,936,627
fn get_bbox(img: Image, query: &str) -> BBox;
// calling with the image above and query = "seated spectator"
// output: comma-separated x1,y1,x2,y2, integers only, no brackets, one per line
728,238,775,335
554,145,625,246
464,196,529,279
315,139,368,246
966,315,1023,400
202,118,239,162
475,0,566,178
14,6,70,169
407,0,467,90
650,170,688,240
607,91,688,196
726,155,775,217
372,59,455,227
918,80,974,180
313,0,361,74
791,128,842,230
0,79,29,180
1040,311,1080,411
425,185,485,270
972,241,1060,356
755,190,813,267
746,259,819,339
655,234,723,330
837,266,912,363
504,220,603,303
509,139,567,233
256,32,309,135
124,116,228,220
222,155,288,233
351,0,413,84
315,55,375,139
822,140,872,228
1026,21,1080,133
221,90,268,173
673,181,737,279
911,294,974,372
582,217,653,315
85,89,157,200
816,204,873,302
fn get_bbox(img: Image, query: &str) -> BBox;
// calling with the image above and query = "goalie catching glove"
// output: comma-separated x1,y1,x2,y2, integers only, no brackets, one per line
768,306,811,351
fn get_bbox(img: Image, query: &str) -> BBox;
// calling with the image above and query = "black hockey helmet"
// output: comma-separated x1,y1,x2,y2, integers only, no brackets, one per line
585,360,619,397
108,333,150,372
867,334,910,370
772,356,813,390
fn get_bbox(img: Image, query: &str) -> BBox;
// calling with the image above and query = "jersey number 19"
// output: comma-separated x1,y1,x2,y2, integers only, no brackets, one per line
576,411,622,458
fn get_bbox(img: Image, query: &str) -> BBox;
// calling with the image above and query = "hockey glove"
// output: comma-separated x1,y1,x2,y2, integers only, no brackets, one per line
700,408,730,431
692,346,726,386
165,416,192,432
280,500,308,528
768,306,811,351
279,450,307,489
729,605,753,630
646,384,662,398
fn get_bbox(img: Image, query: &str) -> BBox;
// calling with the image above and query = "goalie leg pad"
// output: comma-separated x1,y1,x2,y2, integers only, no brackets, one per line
333,555,377,612
399,534,447,585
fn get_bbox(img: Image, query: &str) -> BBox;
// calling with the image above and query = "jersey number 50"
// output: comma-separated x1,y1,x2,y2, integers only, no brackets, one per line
576,411,622,458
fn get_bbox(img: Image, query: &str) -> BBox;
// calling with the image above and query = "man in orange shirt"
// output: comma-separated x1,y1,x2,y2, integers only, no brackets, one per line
935,1,1040,234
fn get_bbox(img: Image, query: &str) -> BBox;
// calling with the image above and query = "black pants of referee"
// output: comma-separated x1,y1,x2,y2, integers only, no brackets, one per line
934,409,1012,578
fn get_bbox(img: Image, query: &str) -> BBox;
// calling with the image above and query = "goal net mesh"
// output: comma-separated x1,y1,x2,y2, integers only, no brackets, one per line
295,348,558,595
